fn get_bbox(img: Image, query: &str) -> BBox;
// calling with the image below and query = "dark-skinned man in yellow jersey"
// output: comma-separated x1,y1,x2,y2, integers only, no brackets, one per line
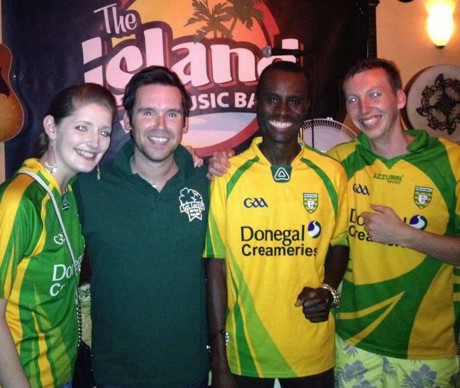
204,61,349,388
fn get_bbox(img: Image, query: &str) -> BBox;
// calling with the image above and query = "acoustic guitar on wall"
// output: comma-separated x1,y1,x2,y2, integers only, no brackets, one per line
0,43,24,142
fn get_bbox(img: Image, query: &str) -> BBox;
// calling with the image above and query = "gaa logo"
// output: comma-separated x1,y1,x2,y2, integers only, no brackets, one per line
353,184,370,195
243,198,268,208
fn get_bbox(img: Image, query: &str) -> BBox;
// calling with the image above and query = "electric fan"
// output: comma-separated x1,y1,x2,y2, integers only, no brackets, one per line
301,117,359,152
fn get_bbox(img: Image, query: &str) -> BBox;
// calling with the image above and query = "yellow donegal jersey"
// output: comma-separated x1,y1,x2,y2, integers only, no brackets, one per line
0,159,82,387
205,137,348,378
329,130,460,359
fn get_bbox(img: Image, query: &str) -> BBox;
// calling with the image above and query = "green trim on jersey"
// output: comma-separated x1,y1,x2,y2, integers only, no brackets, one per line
227,156,259,197
205,137,348,377
227,246,293,376
0,159,82,387
300,157,340,219
328,130,460,360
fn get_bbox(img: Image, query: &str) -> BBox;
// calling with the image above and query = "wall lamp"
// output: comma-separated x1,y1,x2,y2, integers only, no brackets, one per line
427,2,454,48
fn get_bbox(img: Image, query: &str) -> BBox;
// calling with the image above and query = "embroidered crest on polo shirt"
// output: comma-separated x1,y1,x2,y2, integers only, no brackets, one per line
179,187,206,222
303,193,318,214
413,186,433,209
271,165,291,183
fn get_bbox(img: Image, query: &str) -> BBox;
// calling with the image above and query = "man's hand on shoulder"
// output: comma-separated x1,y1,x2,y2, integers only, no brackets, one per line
207,150,235,180
184,145,204,168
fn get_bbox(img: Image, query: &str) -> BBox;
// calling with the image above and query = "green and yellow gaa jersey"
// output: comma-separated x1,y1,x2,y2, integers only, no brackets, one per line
328,130,460,360
205,137,348,377
0,159,82,387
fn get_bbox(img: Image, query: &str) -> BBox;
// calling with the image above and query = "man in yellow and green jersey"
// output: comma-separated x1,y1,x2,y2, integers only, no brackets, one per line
205,61,349,388
329,58,460,387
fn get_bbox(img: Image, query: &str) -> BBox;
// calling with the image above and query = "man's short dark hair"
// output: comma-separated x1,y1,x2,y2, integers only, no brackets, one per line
343,58,402,92
257,61,309,98
122,66,191,124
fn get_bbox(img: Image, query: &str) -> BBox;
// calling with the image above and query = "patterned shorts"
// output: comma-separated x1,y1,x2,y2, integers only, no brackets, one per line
335,335,459,388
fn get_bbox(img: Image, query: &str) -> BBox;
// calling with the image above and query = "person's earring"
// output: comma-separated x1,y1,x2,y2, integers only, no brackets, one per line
44,140,58,174
44,161,57,174
96,164,101,180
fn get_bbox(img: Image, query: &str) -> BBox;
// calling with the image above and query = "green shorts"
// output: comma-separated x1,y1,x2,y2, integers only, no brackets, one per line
335,335,459,387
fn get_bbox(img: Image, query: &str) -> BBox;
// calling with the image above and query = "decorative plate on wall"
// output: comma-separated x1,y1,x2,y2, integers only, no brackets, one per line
404,64,460,143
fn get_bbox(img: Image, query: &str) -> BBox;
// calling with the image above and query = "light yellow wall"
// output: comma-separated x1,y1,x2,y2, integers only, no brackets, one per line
377,0,460,87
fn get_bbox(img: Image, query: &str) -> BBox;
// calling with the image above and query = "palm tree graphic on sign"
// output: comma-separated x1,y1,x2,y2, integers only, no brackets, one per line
186,0,264,41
